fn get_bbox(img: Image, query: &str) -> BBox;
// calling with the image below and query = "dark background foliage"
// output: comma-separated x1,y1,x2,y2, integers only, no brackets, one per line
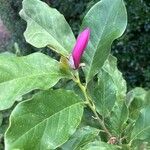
0,0,149,149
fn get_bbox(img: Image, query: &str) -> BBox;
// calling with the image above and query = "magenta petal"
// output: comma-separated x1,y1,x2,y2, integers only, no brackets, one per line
70,28,90,69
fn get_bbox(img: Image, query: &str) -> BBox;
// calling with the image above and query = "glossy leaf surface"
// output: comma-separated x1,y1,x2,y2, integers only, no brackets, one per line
20,0,75,56
0,52,67,110
89,71,117,117
81,0,127,82
102,55,127,102
5,90,84,150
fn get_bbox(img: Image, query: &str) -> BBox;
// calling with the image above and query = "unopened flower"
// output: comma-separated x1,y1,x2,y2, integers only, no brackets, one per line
69,28,90,69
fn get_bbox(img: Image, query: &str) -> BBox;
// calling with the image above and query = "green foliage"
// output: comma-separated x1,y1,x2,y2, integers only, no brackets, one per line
126,87,147,120
107,103,129,136
88,54,126,118
61,126,100,149
81,0,127,82
131,104,150,142
51,0,150,88
112,0,150,88
50,0,93,36
0,52,68,110
5,90,84,149
0,0,149,149
20,0,75,56
0,0,149,87
89,71,117,118
102,55,127,102
81,141,118,150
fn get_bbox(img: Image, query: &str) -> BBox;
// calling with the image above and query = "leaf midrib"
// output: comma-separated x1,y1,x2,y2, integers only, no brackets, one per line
8,102,82,146
131,125,150,141
86,0,120,80
22,7,68,55
0,72,60,86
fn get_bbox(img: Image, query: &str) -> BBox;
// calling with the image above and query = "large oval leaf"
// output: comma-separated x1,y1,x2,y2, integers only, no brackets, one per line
81,0,127,83
5,90,84,150
0,52,68,110
20,0,75,56
92,55,128,135
88,55,126,118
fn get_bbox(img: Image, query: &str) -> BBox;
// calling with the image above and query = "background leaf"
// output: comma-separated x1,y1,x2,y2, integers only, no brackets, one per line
88,55,128,135
126,87,147,107
126,87,147,120
81,0,127,83
0,113,2,127
88,55,126,117
130,139,150,150
5,89,84,150
144,90,150,106
102,55,127,102
131,94,150,143
106,103,129,136
99,55,129,136
88,71,117,118
20,0,75,56
0,52,67,110
61,126,100,150
81,141,118,150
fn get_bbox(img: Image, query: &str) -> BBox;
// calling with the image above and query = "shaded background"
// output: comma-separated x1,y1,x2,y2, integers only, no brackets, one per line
0,0,149,89
0,0,149,149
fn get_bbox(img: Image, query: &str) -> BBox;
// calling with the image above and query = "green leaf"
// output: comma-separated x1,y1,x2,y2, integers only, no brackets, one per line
131,104,150,142
88,70,117,118
61,126,100,150
87,55,128,135
81,0,127,83
106,103,129,136
131,140,150,150
0,52,67,110
126,87,147,120
0,113,2,127
126,87,147,107
81,108,100,130
81,141,118,150
131,138,150,149
5,90,84,150
0,52,15,57
102,55,127,102
145,90,150,106
20,0,75,56
64,80,85,100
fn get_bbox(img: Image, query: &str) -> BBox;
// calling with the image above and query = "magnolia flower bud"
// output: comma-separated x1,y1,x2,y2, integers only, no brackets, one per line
69,28,90,69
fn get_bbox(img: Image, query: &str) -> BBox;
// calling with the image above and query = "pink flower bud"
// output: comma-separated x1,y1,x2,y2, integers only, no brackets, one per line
69,28,90,69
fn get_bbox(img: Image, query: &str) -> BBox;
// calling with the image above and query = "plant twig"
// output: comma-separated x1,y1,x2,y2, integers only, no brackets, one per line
73,73,112,138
